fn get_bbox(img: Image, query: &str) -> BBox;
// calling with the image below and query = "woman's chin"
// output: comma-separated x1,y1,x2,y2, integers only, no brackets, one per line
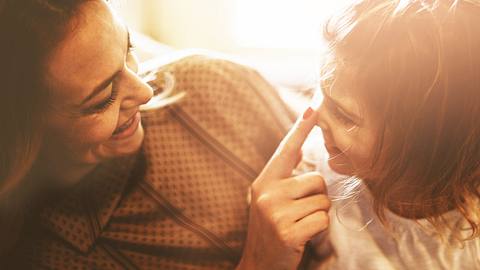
117,123,145,155
104,122,145,158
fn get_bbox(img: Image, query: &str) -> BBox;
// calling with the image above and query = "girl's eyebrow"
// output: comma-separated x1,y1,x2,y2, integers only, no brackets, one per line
321,87,361,121
79,29,131,106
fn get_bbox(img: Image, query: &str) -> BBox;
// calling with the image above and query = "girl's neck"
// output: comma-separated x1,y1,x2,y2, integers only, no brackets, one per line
364,180,455,220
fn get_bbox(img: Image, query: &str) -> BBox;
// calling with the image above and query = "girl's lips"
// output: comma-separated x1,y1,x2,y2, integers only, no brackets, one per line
325,144,342,155
111,112,141,140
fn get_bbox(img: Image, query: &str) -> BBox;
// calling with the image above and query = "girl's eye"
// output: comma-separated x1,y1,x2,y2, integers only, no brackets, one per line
84,84,118,114
126,42,138,72
327,100,355,127
127,34,136,57
128,41,136,52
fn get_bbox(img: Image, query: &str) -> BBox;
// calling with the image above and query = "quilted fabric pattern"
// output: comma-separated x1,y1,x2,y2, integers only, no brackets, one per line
10,55,294,269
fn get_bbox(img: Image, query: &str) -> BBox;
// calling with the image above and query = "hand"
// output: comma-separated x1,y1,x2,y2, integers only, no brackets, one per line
237,107,331,270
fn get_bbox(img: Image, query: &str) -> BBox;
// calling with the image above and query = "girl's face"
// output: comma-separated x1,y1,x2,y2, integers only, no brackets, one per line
41,1,153,171
316,76,380,176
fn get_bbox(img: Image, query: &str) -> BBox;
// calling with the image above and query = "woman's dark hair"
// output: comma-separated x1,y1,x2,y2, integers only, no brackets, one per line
0,0,88,256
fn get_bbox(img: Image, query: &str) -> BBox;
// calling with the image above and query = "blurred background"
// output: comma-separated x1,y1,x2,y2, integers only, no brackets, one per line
114,0,349,88
112,0,349,165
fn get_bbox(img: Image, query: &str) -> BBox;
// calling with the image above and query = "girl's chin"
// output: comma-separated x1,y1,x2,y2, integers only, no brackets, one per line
327,158,354,176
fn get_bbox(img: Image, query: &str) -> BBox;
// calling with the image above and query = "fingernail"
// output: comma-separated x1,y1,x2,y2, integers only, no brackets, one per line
302,107,314,120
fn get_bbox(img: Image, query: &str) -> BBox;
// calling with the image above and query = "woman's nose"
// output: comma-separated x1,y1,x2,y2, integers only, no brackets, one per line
121,70,154,110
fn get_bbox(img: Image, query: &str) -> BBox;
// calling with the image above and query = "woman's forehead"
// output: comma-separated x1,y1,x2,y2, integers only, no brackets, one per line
44,1,126,105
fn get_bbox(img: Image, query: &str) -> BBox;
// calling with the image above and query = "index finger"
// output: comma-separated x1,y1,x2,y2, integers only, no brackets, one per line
261,107,318,179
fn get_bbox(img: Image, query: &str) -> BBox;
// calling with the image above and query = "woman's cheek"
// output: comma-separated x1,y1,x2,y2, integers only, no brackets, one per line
68,111,119,147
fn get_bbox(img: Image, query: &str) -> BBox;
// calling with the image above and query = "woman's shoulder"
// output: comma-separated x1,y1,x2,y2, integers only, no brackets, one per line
141,52,295,172
142,53,294,126
152,52,293,116
144,52,268,84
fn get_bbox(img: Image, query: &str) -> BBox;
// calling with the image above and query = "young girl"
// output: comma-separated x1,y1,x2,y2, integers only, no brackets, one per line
308,0,480,268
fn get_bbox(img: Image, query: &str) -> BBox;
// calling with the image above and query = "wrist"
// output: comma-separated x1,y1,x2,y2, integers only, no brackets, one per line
236,253,257,270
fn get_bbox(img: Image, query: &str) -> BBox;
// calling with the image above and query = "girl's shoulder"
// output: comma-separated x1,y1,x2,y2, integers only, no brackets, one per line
313,179,480,269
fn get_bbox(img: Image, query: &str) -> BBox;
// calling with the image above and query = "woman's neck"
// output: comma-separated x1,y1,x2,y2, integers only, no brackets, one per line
31,150,98,190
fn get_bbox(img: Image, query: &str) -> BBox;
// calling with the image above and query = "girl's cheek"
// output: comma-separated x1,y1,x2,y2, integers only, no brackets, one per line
353,127,377,158
317,104,356,153
331,130,353,152
346,130,378,171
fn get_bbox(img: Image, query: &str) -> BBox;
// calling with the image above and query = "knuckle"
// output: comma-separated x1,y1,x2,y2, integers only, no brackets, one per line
270,211,284,225
281,230,304,253
250,181,262,196
323,198,332,210
317,195,331,209
311,172,325,183
325,198,332,209
309,173,326,190
292,242,305,254
255,193,274,211
251,181,272,199
316,211,330,225
309,171,323,178
278,228,294,244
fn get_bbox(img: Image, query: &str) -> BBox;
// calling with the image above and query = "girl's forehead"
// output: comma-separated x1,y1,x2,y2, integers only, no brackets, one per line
323,70,365,117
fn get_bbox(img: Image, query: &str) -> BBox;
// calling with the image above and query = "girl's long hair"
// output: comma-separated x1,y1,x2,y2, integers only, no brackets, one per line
322,0,479,241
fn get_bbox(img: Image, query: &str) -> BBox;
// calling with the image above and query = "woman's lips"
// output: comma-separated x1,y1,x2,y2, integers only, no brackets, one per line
111,112,141,140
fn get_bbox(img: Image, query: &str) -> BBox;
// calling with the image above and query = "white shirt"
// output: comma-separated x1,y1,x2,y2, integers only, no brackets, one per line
299,133,480,270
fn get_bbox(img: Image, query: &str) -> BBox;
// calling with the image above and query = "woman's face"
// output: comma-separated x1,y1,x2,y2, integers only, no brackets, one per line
315,76,380,176
42,1,153,170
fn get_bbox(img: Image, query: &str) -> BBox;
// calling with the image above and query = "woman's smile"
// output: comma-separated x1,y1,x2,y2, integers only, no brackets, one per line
111,111,141,140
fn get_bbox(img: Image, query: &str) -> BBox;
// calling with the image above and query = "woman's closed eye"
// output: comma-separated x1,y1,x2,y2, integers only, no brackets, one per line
82,83,118,115
82,42,137,115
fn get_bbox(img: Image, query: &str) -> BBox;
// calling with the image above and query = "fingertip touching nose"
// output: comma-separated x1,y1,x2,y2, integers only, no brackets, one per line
315,105,330,132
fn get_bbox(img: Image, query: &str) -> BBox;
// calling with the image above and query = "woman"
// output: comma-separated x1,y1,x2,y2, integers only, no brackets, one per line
1,0,330,269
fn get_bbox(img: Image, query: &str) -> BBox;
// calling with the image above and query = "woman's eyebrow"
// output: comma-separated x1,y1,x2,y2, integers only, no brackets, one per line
79,29,131,106
80,70,121,106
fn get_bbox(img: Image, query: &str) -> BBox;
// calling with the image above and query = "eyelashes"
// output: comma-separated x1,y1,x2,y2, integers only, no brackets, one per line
83,44,136,115
84,84,118,114
320,78,353,126
332,106,352,125
128,39,136,52
326,99,355,127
